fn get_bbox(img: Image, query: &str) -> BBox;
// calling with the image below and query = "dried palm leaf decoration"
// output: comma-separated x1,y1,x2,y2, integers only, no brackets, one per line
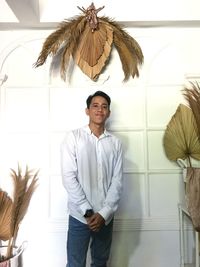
5,165,38,259
34,2,144,81
183,81,200,138
164,85,200,233
163,104,200,166
0,190,13,241
0,165,38,262
181,83,200,232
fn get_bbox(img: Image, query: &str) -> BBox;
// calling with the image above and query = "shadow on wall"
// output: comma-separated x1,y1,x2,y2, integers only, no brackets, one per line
109,228,142,267
108,134,142,267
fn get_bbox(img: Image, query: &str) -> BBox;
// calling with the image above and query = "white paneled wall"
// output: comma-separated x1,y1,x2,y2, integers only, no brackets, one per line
0,27,199,267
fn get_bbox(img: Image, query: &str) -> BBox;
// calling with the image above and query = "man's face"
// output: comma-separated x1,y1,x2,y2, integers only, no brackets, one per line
85,96,110,125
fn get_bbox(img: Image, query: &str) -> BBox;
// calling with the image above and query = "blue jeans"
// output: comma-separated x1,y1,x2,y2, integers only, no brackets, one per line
66,215,113,267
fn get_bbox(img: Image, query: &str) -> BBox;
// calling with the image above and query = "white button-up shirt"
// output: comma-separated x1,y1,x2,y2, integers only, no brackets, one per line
61,125,123,224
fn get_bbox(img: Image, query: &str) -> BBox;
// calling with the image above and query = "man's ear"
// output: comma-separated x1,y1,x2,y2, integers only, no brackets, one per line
85,108,89,115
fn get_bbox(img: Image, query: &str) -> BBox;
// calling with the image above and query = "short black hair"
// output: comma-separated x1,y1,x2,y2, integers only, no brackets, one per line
86,91,111,109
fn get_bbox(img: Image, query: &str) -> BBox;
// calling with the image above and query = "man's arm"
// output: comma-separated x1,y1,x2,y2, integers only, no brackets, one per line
60,132,92,215
98,140,123,223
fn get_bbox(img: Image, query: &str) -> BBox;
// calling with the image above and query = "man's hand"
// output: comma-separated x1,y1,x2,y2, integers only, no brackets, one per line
86,212,105,232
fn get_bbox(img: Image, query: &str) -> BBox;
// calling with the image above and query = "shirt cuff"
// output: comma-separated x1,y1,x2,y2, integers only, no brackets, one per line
80,202,93,216
98,206,113,222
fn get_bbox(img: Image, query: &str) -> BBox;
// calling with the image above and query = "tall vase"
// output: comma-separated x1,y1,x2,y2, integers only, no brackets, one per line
0,242,26,267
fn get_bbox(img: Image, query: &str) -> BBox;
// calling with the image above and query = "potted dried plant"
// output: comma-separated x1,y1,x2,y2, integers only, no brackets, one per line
0,165,38,266
163,81,200,231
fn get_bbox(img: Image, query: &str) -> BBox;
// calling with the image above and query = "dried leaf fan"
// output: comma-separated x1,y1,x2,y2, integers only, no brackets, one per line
163,104,200,166
34,2,144,81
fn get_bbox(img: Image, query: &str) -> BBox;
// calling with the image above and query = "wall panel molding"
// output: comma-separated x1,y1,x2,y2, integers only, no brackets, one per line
47,216,193,233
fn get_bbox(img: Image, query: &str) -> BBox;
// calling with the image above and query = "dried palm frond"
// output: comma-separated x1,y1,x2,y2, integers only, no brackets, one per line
183,81,200,138
101,17,143,80
34,3,143,82
163,104,200,166
34,15,86,68
6,165,38,259
0,189,13,241
74,21,113,80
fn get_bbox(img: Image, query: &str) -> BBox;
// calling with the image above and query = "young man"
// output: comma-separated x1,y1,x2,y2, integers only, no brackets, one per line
61,91,123,267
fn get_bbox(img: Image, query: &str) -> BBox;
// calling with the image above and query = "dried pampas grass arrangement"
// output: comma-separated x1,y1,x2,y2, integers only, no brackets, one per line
34,2,143,82
0,165,38,262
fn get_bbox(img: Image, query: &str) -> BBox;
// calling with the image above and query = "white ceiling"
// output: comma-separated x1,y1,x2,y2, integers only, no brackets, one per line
1,0,200,30
1,0,135,29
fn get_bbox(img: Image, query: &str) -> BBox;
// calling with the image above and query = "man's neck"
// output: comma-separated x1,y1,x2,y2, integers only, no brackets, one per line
89,123,105,138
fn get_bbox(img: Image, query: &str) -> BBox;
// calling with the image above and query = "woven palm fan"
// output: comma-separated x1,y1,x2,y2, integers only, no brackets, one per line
0,189,13,241
34,2,143,81
163,104,200,166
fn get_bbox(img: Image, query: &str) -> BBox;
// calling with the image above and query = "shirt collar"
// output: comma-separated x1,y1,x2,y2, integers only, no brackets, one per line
83,125,111,137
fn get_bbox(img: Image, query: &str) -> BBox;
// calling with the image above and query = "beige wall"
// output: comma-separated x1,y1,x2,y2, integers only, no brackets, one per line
0,26,199,266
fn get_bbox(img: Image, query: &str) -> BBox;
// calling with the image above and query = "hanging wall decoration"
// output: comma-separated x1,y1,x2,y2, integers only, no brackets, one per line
34,2,144,82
